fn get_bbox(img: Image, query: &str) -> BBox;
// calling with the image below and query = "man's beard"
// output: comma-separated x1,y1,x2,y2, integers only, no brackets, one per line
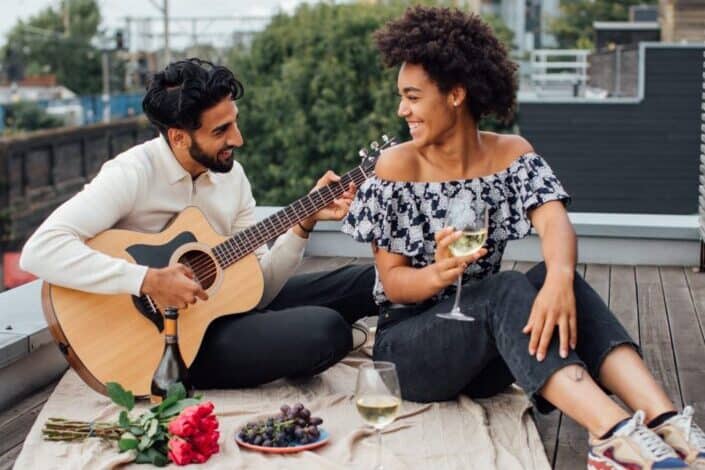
188,136,235,173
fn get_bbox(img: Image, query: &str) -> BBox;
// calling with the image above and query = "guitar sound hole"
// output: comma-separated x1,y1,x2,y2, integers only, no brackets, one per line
179,250,217,290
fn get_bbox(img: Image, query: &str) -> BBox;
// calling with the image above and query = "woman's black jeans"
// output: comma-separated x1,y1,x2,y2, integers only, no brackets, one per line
373,262,638,413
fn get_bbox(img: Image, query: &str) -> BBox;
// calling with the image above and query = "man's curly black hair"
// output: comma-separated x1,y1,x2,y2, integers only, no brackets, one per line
142,58,244,137
374,6,517,124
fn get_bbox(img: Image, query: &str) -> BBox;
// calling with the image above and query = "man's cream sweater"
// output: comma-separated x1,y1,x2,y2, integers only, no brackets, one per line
20,136,307,309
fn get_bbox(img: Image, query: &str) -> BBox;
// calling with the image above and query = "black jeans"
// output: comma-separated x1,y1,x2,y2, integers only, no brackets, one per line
373,262,638,413
190,264,376,389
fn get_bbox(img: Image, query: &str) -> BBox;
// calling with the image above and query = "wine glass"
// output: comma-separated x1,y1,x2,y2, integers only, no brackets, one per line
436,196,489,322
355,361,402,470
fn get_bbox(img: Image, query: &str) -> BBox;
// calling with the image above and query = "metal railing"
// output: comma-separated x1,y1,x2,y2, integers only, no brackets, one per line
529,49,590,97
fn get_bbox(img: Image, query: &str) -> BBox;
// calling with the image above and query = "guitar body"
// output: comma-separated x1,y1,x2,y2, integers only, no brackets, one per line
42,206,264,397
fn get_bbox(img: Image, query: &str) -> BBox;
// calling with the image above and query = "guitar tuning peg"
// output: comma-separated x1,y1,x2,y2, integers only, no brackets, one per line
382,134,389,143
370,141,379,150
358,149,368,159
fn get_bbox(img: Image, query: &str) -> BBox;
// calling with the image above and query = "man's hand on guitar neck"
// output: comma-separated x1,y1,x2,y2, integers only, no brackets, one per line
140,264,209,310
294,171,357,239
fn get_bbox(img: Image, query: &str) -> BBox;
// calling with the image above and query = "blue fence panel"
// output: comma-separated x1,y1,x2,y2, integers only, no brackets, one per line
0,93,145,130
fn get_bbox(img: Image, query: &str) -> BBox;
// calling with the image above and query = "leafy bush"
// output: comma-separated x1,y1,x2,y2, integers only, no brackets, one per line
3,101,64,133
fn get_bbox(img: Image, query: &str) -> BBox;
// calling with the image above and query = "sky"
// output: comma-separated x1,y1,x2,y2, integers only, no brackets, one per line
0,0,309,49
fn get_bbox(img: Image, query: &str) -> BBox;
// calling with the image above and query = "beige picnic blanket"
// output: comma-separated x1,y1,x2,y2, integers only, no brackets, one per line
14,345,550,470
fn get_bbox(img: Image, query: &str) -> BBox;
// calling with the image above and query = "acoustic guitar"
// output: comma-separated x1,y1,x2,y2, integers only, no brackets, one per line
42,135,396,397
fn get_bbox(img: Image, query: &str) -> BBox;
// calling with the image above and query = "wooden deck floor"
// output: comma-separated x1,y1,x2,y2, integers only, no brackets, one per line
2,257,705,469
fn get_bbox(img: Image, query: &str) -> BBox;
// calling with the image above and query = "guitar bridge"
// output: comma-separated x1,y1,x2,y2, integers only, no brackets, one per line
132,295,164,332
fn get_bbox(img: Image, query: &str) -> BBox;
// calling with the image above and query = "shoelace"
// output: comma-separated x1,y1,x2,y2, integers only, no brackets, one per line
676,406,705,450
622,411,678,460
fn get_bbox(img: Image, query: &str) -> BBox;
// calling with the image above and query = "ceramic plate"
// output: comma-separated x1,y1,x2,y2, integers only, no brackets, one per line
235,429,330,454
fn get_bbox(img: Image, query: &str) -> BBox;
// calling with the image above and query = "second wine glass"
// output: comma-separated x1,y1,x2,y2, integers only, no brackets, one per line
355,361,401,470
436,196,488,322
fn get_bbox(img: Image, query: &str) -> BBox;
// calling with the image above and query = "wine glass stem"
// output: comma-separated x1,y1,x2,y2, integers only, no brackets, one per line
375,428,383,470
451,275,463,313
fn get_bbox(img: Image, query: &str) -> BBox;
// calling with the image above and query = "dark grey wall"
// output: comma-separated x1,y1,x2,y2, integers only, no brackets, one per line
0,119,157,249
519,45,703,214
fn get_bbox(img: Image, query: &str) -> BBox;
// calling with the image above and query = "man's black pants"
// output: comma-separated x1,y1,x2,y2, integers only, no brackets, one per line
190,264,376,388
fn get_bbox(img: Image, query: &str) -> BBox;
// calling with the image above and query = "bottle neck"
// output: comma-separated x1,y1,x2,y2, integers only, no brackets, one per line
164,317,178,340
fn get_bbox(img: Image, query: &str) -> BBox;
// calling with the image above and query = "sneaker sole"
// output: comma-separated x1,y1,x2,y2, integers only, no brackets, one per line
587,453,627,470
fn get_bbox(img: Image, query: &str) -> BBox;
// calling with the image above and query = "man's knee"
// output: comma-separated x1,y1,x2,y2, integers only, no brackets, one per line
307,307,352,354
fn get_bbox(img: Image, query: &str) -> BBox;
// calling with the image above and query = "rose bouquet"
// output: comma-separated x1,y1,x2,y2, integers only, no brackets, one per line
42,382,219,466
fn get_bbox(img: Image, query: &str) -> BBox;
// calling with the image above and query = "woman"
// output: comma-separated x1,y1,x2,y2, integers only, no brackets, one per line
342,6,704,469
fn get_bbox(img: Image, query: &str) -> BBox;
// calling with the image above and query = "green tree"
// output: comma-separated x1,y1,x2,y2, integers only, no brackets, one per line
3,0,110,94
549,0,658,49
3,101,64,134
228,1,515,205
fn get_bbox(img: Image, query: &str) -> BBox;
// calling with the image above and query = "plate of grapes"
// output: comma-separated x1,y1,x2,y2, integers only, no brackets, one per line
235,403,329,454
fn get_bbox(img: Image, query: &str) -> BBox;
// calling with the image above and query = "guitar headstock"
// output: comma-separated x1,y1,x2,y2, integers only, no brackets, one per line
358,134,397,173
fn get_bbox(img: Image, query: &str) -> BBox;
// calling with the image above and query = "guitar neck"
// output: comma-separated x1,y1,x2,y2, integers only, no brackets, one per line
213,164,373,268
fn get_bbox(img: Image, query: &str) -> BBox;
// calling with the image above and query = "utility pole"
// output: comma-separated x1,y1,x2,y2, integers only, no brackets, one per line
164,0,170,64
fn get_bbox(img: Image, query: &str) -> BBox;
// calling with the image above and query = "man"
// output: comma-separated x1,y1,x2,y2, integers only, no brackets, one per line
20,58,375,389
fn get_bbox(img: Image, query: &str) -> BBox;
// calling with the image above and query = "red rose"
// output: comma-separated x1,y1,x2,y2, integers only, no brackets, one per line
191,451,208,464
198,415,218,433
168,401,220,464
196,402,214,418
192,431,220,457
168,437,194,466
168,414,198,437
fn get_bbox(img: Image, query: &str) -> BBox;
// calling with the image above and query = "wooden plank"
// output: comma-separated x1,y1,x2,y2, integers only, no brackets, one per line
0,381,57,457
534,411,560,467
636,266,682,407
500,260,516,271
660,267,705,416
350,257,373,266
0,381,55,428
684,268,705,346
609,265,639,341
514,262,535,274
0,442,22,470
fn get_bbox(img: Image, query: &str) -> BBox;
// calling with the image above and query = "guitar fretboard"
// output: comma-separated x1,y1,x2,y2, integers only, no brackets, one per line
211,164,372,268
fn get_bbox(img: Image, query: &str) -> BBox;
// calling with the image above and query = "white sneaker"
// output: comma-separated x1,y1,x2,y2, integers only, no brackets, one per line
653,406,705,469
351,320,370,352
587,410,687,469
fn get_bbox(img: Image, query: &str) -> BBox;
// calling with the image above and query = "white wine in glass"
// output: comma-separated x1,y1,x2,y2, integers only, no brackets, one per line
356,394,401,429
448,228,488,257
355,362,401,470
437,196,489,322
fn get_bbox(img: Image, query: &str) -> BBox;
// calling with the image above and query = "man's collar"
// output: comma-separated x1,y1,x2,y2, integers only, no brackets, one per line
156,135,217,185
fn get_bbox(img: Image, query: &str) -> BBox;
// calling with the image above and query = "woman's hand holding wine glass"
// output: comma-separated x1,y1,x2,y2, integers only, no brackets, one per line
429,227,487,290
436,197,489,321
